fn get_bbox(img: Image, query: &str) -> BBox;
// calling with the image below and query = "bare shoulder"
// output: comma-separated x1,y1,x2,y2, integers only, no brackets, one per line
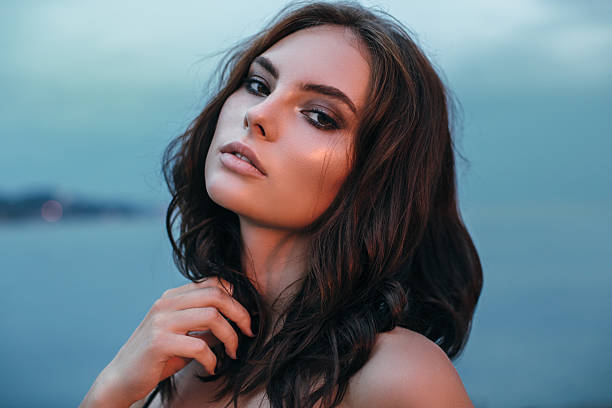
342,327,473,408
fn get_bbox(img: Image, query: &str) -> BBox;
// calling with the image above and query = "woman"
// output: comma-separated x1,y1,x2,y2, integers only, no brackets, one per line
80,1,482,407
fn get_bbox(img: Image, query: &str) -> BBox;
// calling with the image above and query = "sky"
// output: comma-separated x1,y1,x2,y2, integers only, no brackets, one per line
1,0,610,207
1,2,611,405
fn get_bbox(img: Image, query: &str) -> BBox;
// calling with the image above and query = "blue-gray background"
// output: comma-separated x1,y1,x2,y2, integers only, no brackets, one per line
1,1,611,407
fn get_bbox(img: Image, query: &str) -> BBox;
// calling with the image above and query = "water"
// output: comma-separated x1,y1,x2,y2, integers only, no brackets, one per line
455,203,612,407
1,204,610,407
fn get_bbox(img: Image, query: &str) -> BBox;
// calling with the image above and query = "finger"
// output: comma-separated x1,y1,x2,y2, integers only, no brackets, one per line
166,333,218,375
162,277,233,298
170,307,239,359
186,330,221,348
164,286,254,337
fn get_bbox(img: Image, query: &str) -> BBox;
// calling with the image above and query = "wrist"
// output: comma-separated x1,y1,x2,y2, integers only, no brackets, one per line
80,367,136,408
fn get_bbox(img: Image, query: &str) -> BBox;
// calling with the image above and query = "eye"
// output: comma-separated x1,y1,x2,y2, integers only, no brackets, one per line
244,76,270,96
302,109,340,131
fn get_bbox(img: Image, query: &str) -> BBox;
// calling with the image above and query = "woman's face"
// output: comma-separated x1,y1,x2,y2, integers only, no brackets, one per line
205,25,370,230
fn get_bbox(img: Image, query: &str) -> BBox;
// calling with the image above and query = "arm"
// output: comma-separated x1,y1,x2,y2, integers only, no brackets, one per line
344,327,473,408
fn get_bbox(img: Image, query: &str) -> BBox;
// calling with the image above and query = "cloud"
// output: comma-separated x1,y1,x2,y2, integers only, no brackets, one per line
6,0,604,101
2,0,289,88
4,0,610,91
368,0,612,88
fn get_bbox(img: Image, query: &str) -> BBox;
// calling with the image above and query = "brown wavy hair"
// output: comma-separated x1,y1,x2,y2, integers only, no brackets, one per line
157,1,483,407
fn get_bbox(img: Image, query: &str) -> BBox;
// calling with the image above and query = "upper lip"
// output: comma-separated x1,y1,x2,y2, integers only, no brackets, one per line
220,141,267,175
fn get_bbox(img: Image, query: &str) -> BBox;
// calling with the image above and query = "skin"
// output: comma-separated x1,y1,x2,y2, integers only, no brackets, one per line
80,25,473,408
204,25,369,313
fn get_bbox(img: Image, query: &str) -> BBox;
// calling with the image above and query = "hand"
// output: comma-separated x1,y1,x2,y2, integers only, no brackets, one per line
81,277,255,407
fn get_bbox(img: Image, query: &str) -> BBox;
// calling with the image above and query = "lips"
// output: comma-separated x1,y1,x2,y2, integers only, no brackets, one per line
219,141,267,176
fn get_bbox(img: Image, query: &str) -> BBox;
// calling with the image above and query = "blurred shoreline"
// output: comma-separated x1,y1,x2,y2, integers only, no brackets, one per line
0,188,158,222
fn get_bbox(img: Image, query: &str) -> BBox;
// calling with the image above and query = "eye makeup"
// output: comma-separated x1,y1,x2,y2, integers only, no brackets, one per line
243,61,351,131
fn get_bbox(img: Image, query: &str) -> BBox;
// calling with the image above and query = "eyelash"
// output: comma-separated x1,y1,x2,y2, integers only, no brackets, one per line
243,76,341,131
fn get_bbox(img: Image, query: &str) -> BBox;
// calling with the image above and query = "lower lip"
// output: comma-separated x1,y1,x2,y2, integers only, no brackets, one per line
219,152,266,178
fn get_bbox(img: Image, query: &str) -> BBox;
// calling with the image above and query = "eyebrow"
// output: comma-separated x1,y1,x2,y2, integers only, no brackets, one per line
253,56,358,114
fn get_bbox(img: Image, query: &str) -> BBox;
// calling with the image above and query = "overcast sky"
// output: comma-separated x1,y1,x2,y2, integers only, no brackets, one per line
1,0,610,206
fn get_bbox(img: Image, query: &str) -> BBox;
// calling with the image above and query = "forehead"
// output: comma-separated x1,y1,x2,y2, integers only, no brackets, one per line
258,25,371,110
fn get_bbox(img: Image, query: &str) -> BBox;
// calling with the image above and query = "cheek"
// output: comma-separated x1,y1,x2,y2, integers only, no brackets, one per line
214,92,244,130
204,92,353,229
315,152,351,205
205,93,246,176
274,143,351,223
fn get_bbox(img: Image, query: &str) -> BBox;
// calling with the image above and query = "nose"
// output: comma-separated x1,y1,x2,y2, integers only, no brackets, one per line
242,112,266,138
243,96,278,141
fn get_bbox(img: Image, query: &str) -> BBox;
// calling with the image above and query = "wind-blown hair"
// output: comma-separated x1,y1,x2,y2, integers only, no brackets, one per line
159,1,483,407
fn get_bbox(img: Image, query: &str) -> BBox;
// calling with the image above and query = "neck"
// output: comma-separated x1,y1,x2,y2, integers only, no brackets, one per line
238,216,309,322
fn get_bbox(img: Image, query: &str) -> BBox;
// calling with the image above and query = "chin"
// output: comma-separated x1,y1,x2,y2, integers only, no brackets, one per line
205,177,258,220
204,173,324,230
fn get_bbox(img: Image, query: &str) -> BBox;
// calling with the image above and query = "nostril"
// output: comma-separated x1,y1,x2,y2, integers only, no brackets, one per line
257,124,265,136
243,113,266,137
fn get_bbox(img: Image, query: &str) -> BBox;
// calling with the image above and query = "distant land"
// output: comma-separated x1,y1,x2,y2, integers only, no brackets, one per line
0,189,156,222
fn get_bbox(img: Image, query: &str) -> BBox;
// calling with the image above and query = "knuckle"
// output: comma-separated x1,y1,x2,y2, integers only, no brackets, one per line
242,315,252,330
201,307,220,322
193,278,210,287
192,338,207,353
149,329,168,351
219,280,233,294
151,297,168,312
149,313,167,330
161,288,173,298
239,309,252,324
205,354,218,371
207,286,225,300
204,346,217,362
